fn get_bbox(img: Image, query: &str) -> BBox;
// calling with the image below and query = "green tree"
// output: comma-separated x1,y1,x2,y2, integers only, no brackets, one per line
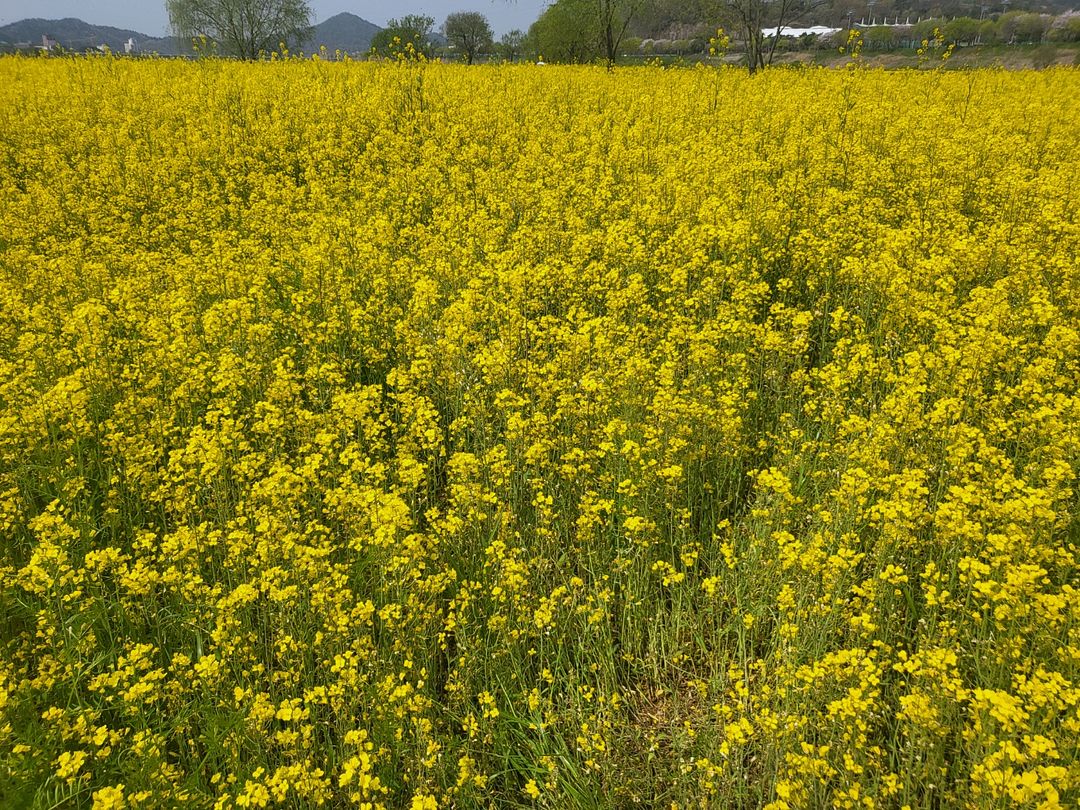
912,18,942,41
528,0,600,62
999,11,1050,44
526,0,645,65
1049,15,1080,43
943,17,980,46
865,25,897,50
979,19,1001,45
371,14,436,59
444,11,494,64
498,29,526,62
165,0,313,59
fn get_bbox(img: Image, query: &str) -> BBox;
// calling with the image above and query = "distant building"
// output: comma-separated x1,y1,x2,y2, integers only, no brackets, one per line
41,34,57,51
762,25,842,38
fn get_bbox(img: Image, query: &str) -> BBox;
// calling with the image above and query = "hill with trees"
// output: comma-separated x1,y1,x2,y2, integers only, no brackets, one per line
303,13,382,55
526,0,1079,66
0,18,181,54
0,13,384,57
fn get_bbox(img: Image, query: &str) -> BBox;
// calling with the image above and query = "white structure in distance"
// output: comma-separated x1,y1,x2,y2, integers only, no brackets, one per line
761,25,842,38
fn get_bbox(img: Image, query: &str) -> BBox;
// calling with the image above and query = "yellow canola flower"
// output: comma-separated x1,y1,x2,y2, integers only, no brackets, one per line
55,749,88,781
0,57,1077,810
91,786,126,810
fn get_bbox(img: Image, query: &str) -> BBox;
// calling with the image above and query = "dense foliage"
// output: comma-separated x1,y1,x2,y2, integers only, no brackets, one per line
443,13,493,66
370,16,437,60
0,58,1078,809
165,0,314,59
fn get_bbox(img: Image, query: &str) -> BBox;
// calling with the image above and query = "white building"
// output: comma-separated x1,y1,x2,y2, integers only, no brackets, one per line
761,25,842,38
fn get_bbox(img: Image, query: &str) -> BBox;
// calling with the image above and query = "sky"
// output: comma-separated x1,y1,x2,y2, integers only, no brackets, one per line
0,0,550,36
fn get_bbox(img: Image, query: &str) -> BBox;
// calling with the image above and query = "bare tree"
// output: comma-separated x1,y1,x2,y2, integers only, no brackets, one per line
712,0,822,73
166,0,313,59
444,11,494,64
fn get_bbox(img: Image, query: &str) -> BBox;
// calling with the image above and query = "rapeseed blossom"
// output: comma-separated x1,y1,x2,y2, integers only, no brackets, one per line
0,56,1078,807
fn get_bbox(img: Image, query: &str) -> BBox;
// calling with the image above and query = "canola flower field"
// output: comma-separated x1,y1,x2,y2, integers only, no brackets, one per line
0,57,1079,810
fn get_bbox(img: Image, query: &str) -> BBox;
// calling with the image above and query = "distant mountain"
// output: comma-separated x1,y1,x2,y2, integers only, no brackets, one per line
305,13,382,54
0,14,382,57
0,18,181,54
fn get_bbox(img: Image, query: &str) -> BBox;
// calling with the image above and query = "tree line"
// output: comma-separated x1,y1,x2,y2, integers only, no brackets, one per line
165,0,1080,73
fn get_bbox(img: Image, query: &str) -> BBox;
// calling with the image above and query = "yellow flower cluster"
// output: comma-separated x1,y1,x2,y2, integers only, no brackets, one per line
0,56,1078,808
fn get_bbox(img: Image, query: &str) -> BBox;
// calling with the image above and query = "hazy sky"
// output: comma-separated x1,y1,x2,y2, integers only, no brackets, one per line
0,1,550,36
